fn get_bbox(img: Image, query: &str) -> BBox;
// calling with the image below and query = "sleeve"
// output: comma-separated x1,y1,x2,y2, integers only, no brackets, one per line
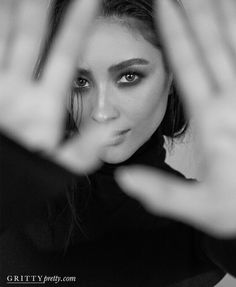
0,132,78,228
201,234,236,277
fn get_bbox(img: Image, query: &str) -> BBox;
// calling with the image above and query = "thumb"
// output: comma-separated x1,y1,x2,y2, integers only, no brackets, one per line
52,123,114,174
116,166,210,230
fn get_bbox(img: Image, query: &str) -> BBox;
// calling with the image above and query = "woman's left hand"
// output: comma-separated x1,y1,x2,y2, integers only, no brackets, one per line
116,0,236,238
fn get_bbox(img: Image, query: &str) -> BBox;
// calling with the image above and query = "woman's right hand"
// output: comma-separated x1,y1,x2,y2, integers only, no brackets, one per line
0,0,112,173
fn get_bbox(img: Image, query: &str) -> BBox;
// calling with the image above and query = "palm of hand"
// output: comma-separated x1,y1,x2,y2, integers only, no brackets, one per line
0,75,62,150
117,0,236,238
0,0,112,173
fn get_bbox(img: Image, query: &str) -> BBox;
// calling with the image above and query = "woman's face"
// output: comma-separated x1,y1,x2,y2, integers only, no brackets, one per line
74,19,170,164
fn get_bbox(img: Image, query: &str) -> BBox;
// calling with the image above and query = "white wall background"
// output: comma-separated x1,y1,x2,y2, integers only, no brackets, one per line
165,124,236,287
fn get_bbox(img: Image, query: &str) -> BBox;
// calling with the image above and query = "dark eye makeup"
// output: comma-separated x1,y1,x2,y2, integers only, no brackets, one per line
72,77,90,95
117,70,145,87
73,68,146,93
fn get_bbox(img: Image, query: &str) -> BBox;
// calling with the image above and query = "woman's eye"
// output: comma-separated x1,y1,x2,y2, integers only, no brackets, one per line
118,72,140,84
74,78,89,88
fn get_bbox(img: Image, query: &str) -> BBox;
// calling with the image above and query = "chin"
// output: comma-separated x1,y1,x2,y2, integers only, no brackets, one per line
102,146,136,164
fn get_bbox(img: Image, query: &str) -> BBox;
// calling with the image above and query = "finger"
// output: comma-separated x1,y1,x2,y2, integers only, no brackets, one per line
182,0,236,89
218,0,236,68
199,99,236,161
116,166,217,234
0,0,16,69
8,0,49,79
42,0,101,96
52,123,114,174
157,0,212,115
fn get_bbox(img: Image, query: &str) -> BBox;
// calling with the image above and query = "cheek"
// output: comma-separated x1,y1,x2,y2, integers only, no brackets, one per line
123,79,169,130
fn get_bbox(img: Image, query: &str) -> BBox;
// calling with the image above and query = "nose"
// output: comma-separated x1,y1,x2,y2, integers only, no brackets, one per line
91,85,120,123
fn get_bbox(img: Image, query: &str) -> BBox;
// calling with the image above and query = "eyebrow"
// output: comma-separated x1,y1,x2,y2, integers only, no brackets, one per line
76,69,92,79
76,58,150,77
109,58,150,73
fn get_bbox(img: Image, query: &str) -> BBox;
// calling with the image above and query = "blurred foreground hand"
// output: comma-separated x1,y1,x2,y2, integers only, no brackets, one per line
0,0,113,173
117,0,236,238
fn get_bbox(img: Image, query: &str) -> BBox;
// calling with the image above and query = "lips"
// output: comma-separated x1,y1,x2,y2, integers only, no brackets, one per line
116,129,131,136
109,129,131,146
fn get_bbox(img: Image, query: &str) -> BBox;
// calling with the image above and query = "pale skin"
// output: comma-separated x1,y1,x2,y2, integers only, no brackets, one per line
0,0,236,239
74,19,170,164
117,0,236,238
0,0,114,173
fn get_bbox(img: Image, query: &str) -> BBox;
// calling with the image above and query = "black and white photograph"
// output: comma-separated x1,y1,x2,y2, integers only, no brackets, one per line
1,0,236,286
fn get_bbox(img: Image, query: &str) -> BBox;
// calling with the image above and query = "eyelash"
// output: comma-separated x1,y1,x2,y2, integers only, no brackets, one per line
117,71,144,86
73,70,144,91
73,78,89,90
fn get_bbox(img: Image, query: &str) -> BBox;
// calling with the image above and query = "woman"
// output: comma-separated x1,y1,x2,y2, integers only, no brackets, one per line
0,0,236,286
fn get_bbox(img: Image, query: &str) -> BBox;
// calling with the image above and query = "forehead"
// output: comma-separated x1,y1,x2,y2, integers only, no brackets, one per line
78,18,163,68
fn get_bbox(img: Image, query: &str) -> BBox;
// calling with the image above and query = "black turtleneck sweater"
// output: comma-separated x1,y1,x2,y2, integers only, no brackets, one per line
0,130,236,287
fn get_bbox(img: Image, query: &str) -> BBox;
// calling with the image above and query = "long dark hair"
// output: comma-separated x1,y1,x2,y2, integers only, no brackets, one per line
40,0,188,140
39,0,188,249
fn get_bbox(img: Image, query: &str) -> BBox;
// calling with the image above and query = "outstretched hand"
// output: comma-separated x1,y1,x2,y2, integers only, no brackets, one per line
0,0,113,173
116,0,236,238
